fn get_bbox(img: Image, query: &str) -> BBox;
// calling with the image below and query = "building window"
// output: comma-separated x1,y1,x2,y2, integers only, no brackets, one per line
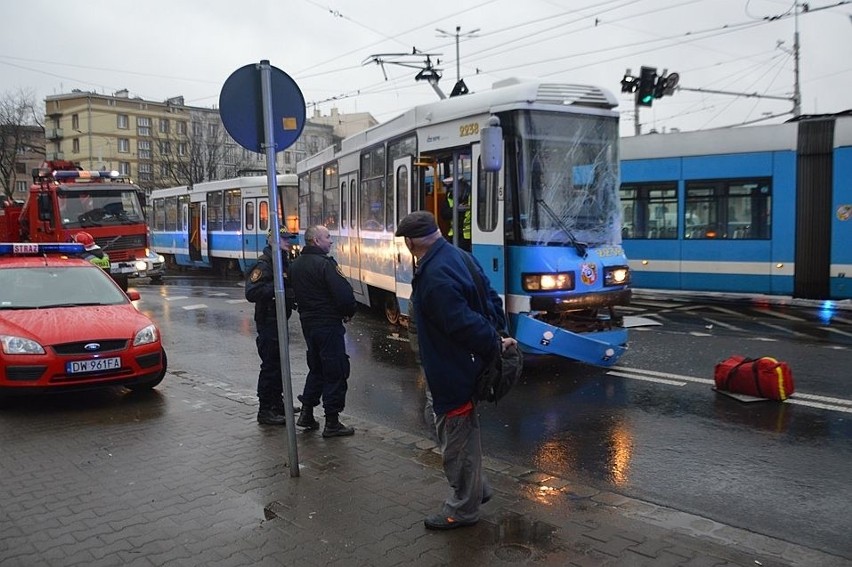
118,138,130,153
138,140,152,159
177,121,187,135
159,141,171,155
137,117,151,137
208,123,219,137
72,114,79,130
72,138,80,153
15,162,26,174
138,162,153,182
159,119,170,134
118,162,131,175
192,122,203,137
177,142,187,156
16,180,28,194
160,164,170,177
117,114,129,129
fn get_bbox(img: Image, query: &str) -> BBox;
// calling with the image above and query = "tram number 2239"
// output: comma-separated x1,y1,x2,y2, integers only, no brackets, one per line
459,122,480,137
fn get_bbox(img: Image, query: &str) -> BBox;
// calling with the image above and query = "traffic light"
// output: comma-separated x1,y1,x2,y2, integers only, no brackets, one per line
654,70,668,99
637,66,657,107
620,69,637,93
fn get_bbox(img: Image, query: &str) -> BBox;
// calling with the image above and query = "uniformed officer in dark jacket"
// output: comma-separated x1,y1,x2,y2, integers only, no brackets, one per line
289,224,358,437
245,227,296,425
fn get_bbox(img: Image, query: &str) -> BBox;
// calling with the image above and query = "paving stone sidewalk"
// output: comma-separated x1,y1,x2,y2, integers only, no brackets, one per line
0,370,847,567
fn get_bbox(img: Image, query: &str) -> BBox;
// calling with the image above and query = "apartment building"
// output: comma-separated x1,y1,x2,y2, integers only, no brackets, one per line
43,89,351,194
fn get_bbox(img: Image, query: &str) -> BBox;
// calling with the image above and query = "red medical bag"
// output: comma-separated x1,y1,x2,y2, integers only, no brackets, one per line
714,356,795,401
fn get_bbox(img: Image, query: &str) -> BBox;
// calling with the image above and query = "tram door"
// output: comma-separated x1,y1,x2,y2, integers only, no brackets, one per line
198,201,209,265
340,173,366,301
470,143,506,297
186,201,202,262
243,197,268,264
392,157,415,314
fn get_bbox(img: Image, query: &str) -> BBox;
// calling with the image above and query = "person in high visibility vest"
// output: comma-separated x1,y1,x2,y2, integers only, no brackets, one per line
440,177,472,251
72,232,111,273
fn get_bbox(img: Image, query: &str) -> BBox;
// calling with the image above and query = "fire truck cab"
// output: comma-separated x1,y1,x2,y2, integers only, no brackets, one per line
0,160,148,290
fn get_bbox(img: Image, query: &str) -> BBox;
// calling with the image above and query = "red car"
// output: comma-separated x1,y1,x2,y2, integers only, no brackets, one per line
0,243,166,401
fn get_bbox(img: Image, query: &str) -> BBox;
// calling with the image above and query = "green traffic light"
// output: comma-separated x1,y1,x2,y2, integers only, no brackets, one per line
641,94,654,104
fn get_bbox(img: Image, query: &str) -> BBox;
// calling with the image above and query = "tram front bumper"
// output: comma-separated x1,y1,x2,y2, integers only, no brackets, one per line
514,313,628,367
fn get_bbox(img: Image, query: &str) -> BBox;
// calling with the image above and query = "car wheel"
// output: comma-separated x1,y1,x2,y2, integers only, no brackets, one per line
127,349,167,391
150,275,163,283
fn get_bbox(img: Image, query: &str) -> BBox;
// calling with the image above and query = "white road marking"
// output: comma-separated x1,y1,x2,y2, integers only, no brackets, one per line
755,321,810,338
607,371,687,386
226,299,247,304
701,317,746,332
821,326,852,338
707,305,744,317
164,296,188,301
181,304,207,310
623,316,662,328
208,292,228,297
609,367,852,413
750,307,806,322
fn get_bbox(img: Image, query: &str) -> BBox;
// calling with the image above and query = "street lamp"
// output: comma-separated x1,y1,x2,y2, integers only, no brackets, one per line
436,25,480,84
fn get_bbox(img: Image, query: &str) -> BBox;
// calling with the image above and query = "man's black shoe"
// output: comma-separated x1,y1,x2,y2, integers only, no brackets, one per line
257,409,286,425
322,421,354,438
424,514,478,530
296,413,320,430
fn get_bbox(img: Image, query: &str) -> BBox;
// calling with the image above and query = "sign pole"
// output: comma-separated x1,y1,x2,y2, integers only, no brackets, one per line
259,60,300,476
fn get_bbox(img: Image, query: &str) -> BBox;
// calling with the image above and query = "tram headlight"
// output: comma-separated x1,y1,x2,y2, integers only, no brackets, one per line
522,272,575,291
604,266,630,286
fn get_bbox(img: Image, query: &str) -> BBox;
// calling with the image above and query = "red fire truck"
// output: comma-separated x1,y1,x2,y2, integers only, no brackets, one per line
0,160,148,290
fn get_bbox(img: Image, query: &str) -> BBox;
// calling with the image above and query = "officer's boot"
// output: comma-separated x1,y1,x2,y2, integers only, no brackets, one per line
296,404,320,430
257,402,286,426
322,413,354,438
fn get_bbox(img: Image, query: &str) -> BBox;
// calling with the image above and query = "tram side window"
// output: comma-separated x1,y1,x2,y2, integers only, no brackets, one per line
619,182,678,239
360,145,386,231
310,169,323,226
153,198,165,231
323,163,339,230
258,200,269,233
476,157,498,232
298,175,310,230
245,201,255,231
165,196,178,232
395,165,409,226
685,179,771,239
224,189,241,231
208,191,223,231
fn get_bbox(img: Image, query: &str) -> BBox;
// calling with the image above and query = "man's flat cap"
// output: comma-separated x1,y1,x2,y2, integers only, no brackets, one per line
395,211,438,238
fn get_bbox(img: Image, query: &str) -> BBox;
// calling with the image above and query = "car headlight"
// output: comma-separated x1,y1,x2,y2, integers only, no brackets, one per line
0,334,45,355
522,272,575,291
604,266,630,286
135,260,148,271
133,325,159,346
156,255,165,263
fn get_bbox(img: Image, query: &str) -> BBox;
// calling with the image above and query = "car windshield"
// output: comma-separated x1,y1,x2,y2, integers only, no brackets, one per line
0,265,130,309
58,187,145,228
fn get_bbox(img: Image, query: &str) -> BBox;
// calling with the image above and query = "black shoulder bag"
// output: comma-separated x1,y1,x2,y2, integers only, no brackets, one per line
459,252,523,403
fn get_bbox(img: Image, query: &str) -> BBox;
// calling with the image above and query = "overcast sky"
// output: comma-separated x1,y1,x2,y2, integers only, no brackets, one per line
2,0,850,137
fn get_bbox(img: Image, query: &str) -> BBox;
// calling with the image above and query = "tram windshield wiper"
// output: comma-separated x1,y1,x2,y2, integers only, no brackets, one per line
535,197,587,257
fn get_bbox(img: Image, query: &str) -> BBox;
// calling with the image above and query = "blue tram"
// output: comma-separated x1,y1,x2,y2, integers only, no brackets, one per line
620,113,852,300
149,174,299,274
296,78,632,366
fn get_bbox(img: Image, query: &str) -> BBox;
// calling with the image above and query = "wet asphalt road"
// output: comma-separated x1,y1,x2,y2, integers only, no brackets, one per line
133,275,851,559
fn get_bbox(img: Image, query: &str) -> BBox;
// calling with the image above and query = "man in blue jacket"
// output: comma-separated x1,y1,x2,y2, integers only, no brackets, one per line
396,211,516,530
289,225,358,438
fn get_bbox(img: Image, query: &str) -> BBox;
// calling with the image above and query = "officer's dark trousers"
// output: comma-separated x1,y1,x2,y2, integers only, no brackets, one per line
255,319,283,409
300,324,349,415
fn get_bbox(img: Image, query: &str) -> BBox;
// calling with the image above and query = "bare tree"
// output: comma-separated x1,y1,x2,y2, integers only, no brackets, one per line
153,113,254,188
0,89,43,200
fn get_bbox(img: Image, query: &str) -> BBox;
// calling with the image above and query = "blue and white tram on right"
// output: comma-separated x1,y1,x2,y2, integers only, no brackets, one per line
150,174,299,274
620,113,852,300
297,78,632,367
